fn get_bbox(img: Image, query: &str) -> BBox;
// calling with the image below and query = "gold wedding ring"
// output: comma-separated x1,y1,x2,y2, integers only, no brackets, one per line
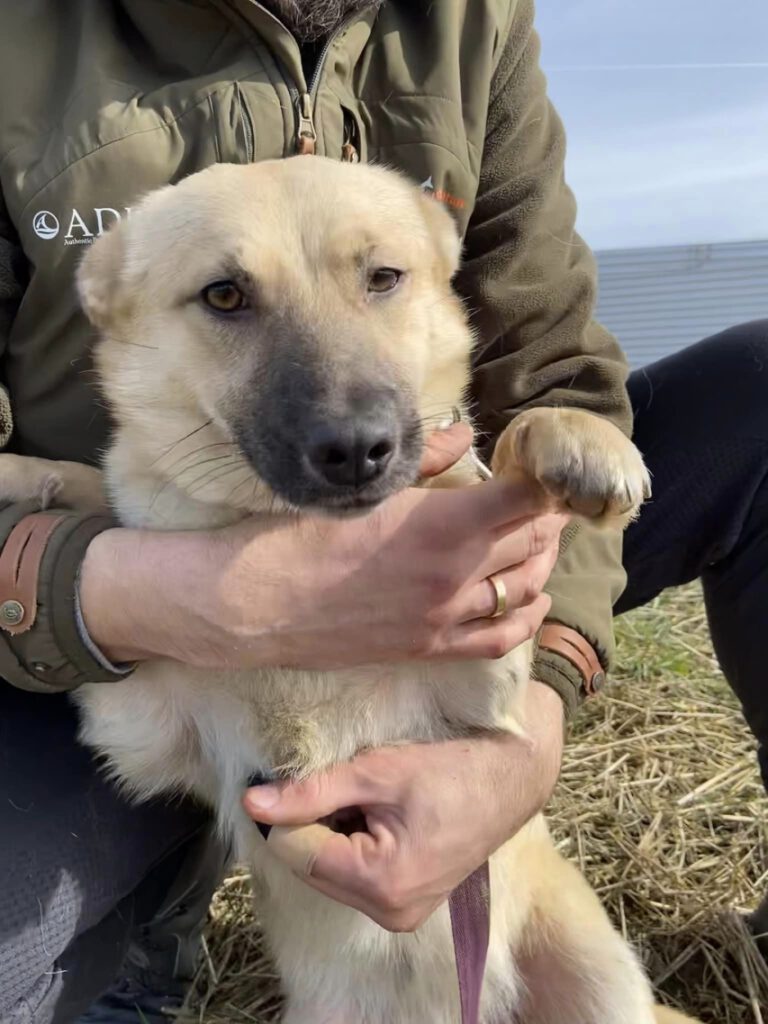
487,574,507,619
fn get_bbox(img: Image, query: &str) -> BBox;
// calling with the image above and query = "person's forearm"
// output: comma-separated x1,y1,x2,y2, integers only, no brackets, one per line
523,677,565,776
488,677,565,824
77,450,569,677
79,527,229,665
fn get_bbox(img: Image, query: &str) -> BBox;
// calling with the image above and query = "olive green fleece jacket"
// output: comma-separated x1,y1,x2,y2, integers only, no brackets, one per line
0,0,632,713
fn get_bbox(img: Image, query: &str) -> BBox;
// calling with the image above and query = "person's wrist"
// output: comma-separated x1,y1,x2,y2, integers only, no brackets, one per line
523,677,565,790
486,679,564,840
79,517,305,671
526,676,566,739
79,526,228,666
78,528,160,663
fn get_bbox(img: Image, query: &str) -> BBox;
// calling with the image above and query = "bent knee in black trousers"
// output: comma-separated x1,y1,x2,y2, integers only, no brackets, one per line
618,319,768,788
0,684,213,1023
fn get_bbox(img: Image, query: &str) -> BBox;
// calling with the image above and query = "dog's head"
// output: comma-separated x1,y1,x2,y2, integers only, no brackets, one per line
77,158,473,515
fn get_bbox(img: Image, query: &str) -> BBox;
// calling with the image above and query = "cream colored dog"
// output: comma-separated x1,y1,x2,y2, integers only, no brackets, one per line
0,158,700,1024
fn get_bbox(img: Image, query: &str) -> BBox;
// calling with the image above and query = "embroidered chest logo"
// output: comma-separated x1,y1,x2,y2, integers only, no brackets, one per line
31,207,131,246
420,176,466,211
32,211,60,240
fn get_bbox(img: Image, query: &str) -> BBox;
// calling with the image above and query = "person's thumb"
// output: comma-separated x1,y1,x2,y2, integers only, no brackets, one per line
242,763,371,829
243,767,384,896
419,421,473,479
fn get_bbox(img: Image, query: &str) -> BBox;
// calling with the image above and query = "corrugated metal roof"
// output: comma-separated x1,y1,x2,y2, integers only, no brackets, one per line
594,239,768,368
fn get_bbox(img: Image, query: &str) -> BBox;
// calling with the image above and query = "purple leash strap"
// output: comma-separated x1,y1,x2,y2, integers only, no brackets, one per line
448,860,491,1024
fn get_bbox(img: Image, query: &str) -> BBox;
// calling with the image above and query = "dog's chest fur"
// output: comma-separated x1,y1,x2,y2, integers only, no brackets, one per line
75,649,528,840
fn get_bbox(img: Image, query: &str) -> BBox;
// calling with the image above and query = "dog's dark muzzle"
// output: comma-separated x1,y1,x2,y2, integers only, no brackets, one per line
236,371,422,512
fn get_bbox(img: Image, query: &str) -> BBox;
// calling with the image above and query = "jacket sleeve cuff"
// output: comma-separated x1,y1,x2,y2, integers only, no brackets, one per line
529,520,622,720
532,644,586,720
0,502,134,692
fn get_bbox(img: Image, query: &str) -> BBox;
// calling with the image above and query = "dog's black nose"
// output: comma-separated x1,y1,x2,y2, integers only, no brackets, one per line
306,419,395,488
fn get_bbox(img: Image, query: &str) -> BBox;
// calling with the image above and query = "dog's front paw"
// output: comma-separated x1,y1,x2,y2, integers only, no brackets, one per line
0,454,106,512
38,472,64,509
0,454,61,508
492,408,651,525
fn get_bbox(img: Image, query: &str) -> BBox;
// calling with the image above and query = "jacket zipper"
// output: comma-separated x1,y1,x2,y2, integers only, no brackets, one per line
238,85,256,162
293,11,360,155
296,92,317,154
224,1,363,158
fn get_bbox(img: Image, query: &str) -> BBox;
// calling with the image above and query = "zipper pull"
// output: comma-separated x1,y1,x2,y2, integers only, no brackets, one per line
341,109,360,163
297,93,317,155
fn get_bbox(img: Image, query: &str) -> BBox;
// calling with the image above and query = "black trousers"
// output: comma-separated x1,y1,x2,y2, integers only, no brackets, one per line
0,686,212,1023
2,320,767,1021
616,320,768,788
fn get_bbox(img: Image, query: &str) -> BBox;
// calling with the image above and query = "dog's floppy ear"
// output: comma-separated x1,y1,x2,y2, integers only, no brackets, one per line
76,222,129,329
418,193,463,280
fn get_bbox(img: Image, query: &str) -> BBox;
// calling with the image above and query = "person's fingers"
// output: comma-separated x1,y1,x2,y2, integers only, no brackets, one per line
265,822,349,878
419,422,473,478
265,821,382,916
267,822,377,882
459,546,560,623
475,512,568,578
266,822,432,931
444,593,552,661
450,474,556,533
243,761,381,827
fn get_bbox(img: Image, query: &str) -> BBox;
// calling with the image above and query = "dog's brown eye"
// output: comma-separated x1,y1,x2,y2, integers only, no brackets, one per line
367,268,402,294
201,281,247,312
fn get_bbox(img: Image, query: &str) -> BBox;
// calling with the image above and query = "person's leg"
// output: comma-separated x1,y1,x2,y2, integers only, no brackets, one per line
73,824,229,1024
617,319,768,782
0,682,223,1023
616,320,768,943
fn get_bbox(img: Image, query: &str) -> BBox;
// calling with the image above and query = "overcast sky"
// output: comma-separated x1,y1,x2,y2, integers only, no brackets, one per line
536,0,768,250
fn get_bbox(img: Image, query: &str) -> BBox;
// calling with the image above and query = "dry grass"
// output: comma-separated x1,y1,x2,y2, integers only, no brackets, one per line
186,584,768,1023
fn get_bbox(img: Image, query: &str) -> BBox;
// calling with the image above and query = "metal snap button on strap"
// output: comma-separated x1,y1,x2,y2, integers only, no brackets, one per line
0,513,67,635
0,599,24,627
590,670,606,694
537,623,606,698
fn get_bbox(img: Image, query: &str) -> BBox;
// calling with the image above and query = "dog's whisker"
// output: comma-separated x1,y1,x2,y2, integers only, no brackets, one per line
147,453,242,512
120,340,160,350
222,471,261,506
167,450,241,485
152,420,216,466
161,443,239,481
184,464,253,502
180,459,248,498
162,442,236,475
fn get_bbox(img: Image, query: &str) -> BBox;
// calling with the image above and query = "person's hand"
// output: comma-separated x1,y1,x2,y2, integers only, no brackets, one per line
80,422,568,669
243,678,564,931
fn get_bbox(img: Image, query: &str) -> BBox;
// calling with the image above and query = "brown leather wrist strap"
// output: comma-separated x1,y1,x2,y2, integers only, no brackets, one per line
0,513,67,635
538,623,606,696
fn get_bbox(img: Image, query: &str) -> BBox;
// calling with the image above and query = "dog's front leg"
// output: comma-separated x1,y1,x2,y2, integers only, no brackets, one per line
490,407,650,526
0,453,107,513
